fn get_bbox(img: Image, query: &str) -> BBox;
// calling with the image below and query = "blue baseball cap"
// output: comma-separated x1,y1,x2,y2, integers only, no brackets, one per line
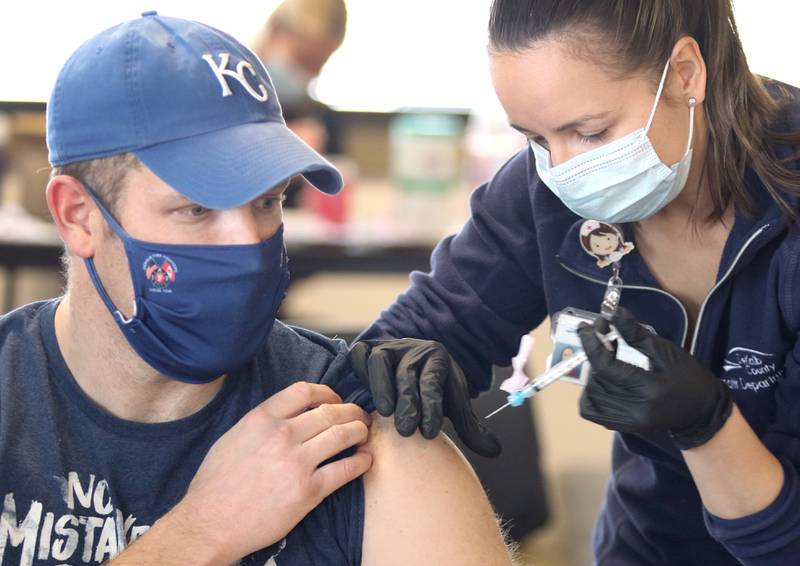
46,11,342,208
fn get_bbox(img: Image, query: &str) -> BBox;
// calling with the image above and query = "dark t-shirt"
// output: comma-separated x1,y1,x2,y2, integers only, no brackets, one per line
0,299,373,566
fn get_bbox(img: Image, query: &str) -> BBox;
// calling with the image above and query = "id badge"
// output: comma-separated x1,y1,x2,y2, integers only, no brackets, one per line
548,307,654,385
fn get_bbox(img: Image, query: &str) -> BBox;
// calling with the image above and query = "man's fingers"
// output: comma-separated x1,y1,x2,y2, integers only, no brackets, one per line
263,382,343,419
312,450,373,501
303,420,371,468
418,351,447,439
366,348,398,416
291,402,371,442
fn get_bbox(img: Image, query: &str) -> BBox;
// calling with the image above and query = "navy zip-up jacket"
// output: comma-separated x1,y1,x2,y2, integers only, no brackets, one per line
361,84,800,564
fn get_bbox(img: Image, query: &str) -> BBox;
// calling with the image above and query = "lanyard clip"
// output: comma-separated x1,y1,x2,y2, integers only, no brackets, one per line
601,264,623,318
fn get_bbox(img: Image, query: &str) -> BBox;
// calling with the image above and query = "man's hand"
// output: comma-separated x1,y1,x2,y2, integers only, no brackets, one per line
350,338,501,458
154,383,372,565
577,308,733,449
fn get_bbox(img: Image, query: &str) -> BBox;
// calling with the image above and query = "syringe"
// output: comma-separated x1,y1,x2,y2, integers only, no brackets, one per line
485,329,620,419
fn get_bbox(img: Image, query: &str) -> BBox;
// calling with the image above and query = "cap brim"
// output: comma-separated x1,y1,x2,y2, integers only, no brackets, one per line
133,121,343,209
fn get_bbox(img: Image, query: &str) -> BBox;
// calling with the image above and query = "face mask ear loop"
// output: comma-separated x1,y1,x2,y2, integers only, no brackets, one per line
82,183,138,324
644,59,672,135
84,257,138,324
685,97,697,156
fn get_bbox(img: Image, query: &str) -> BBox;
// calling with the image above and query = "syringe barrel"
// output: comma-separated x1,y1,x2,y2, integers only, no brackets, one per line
529,329,620,392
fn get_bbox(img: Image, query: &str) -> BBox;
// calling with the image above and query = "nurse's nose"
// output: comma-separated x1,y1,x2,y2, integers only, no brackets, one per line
548,143,570,168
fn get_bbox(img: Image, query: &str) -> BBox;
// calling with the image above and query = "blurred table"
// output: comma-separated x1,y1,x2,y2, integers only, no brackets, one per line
0,240,62,310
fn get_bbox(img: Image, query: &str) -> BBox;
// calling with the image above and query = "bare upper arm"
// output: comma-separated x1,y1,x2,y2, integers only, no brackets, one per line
360,415,514,566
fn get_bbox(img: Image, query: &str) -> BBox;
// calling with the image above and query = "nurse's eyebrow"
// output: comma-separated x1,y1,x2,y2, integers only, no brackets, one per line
509,111,612,136
509,123,534,135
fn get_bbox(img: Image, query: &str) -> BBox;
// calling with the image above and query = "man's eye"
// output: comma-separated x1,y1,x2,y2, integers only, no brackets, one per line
257,194,286,211
189,205,208,217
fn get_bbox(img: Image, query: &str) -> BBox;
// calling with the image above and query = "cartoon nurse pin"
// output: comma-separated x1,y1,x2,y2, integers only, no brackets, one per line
579,220,634,268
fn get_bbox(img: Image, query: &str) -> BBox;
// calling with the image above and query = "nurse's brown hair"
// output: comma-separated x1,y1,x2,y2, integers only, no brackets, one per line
489,0,800,223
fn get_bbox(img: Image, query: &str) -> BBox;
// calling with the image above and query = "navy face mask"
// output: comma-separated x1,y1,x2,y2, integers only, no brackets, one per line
83,186,290,384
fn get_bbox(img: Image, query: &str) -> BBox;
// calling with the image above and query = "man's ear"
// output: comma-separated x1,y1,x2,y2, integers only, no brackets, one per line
46,175,98,259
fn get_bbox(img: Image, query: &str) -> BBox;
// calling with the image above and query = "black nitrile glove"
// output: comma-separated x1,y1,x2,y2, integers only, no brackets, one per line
350,338,502,458
576,308,733,450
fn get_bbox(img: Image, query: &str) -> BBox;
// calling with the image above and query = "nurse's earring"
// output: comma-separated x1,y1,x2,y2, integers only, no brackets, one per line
685,97,697,153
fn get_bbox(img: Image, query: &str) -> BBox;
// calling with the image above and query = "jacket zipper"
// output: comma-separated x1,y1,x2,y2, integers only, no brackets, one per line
557,260,690,347
688,224,770,355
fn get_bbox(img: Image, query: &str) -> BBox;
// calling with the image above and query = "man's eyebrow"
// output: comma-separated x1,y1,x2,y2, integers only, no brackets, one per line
158,192,194,206
510,111,612,136
264,180,290,196
163,181,290,207
249,181,290,202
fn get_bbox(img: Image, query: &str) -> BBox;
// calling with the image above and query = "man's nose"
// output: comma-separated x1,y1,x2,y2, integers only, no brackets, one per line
219,208,264,244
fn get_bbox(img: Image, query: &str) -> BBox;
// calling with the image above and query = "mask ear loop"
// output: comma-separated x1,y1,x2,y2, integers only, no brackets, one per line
82,184,139,324
685,96,697,156
644,59,672,135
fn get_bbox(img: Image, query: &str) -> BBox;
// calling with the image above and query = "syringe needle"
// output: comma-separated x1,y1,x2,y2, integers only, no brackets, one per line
485,402,512,419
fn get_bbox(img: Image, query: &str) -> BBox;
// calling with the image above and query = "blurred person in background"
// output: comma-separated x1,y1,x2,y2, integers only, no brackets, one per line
252,0,346,157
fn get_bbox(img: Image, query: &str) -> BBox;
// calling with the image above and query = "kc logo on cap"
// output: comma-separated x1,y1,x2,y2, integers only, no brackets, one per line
202,53,269,102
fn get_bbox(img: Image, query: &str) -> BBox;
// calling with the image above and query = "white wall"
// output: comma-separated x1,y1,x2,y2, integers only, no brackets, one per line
3,1,796,111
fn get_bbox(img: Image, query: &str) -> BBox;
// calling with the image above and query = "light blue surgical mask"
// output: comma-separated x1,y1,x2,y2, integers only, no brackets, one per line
530,60,696,223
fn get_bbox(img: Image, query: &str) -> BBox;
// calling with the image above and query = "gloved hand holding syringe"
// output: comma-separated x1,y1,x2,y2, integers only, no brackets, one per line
485,328,621,419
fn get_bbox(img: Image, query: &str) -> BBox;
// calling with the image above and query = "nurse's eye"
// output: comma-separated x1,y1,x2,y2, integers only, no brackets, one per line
578,130,608,144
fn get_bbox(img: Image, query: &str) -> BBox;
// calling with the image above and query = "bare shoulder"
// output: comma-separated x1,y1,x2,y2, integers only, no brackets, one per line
360,415,514,566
